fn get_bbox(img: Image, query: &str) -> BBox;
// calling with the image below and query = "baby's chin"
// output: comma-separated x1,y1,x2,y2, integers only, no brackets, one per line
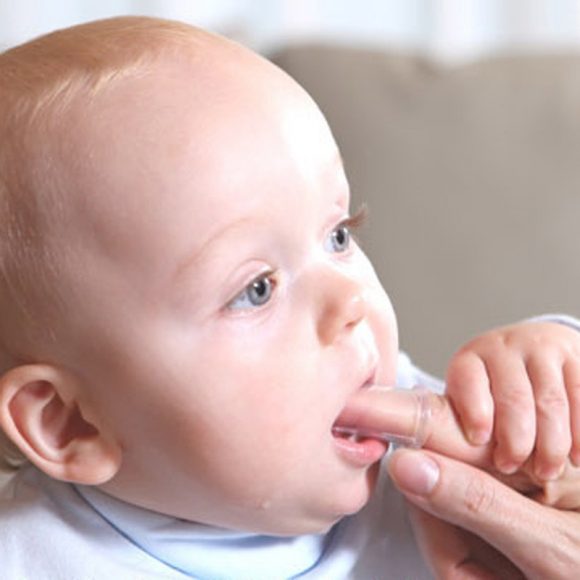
233,474,380,537
298,462,382,535
339,463,381,513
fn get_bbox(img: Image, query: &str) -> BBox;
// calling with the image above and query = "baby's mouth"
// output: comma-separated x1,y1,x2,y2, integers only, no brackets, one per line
331,377,390,466
332,371,376,433
331,426,377,444
333,385,434,449
331,423,389,467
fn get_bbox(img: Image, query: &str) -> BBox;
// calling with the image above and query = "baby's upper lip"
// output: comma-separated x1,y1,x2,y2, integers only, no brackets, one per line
332,364,378,435
340,360,378,410
358,357,379,391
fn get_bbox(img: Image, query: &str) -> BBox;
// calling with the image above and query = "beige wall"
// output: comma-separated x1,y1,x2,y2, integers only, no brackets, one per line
274,45,580,375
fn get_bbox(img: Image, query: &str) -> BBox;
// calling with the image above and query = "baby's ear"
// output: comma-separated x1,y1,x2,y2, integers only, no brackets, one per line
0,364,122,485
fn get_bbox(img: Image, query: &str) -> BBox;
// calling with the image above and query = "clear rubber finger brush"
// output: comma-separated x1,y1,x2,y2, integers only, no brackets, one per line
332,385,439,448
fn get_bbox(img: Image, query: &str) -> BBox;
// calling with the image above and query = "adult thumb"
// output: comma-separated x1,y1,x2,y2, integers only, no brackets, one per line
387,448,574,578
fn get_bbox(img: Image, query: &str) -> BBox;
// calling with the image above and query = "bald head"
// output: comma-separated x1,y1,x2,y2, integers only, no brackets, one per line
0,16,300,366
0,17,351,498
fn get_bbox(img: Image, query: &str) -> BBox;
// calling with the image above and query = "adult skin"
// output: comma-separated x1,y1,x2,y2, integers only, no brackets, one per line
385,394,580,578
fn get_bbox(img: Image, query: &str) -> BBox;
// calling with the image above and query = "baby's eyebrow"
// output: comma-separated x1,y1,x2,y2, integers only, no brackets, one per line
174,152,345,282
174,216,254,280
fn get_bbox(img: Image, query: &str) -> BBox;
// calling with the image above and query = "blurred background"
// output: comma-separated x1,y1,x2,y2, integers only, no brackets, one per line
2,1,580,374
3,1,580,61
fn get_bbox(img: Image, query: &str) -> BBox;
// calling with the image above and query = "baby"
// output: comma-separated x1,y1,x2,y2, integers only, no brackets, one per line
1,16,580,579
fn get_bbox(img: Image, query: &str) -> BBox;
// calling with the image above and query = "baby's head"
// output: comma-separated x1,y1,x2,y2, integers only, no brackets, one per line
0,16,398,534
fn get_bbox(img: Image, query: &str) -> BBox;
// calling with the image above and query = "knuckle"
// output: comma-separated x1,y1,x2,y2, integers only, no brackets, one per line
463,477,495,516
535,387,567,418
472,332,507,355
494,387,531,413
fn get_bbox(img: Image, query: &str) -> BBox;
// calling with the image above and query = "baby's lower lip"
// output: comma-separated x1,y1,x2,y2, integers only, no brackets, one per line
332,428,388,467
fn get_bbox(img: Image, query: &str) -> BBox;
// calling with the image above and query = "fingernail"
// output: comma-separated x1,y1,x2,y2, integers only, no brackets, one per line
535,464,563,481
495,460,518,475
390,451,440,496
494,452,518,475
468,428,490,446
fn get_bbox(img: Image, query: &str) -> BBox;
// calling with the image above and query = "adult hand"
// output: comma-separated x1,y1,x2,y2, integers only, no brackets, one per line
337,386,580,576
388,448,580,579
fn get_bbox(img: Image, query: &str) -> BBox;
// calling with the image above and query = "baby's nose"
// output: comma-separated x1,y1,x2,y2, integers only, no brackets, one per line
316,268,369,345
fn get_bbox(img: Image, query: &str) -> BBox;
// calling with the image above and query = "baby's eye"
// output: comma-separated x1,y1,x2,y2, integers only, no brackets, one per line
325,223,351,253
227,272,276,310
324,206,367,254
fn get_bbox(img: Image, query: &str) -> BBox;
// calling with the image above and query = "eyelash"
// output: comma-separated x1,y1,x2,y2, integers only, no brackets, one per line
225,204,367,312
337,204,367,238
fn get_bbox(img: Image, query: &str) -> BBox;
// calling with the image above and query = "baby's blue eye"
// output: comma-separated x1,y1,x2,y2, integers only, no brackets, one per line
325,223,351,253
228,273,275,310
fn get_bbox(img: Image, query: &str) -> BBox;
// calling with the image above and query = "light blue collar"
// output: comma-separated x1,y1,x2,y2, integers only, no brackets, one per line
75,485,339,579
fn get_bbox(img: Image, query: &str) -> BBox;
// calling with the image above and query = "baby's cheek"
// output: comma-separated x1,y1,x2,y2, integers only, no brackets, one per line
358,253,393,303
368,287,399,381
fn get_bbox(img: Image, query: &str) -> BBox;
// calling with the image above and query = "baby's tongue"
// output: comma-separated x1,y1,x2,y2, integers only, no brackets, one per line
333,385,434,447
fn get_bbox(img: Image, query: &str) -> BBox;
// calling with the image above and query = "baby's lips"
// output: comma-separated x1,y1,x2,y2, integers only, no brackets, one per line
333,385,441,448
